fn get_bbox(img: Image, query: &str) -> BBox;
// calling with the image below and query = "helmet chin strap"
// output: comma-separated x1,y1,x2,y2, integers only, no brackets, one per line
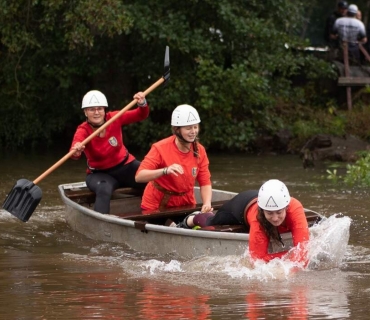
175,132,199,157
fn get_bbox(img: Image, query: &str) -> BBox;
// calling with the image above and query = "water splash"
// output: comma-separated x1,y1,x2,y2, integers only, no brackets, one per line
130,253,304,282
306,214,351,270
0,206,65,225
0,209,15,221
139,259,183,275
60,213,352,282
131,214,351,280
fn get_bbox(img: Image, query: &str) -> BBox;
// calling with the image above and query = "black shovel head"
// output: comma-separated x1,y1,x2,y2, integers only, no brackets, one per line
2,179,42,222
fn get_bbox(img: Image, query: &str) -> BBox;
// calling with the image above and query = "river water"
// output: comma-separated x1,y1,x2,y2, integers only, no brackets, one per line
0,151,369,319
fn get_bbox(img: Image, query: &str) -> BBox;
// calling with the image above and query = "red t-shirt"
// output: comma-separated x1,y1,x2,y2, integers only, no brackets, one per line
247,197,309,263
70,107,149,173
137,135,211,210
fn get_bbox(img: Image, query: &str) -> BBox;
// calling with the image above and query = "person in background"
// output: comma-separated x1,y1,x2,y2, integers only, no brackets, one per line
324,1,348,51
356,9,362,20
355,8,368,63
331,4,367,65
184,179,309,264
70,90,149,214
135,104,212,216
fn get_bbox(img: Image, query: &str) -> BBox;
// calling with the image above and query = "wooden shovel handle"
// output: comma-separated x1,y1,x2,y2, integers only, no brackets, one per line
33,77,165,185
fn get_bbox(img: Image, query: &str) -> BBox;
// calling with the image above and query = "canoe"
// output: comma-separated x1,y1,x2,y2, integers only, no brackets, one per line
58,182,322,259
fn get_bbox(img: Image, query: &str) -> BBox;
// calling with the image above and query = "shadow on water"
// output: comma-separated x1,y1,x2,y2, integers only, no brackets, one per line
1,150,370,318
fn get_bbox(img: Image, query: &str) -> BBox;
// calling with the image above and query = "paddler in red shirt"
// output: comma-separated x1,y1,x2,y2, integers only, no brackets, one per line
249,179,309,263
70,90,149,214
188,179,310,264
135,104,213,217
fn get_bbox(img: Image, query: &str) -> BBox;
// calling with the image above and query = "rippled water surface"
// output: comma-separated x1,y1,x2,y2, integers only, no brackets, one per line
1,150,370,319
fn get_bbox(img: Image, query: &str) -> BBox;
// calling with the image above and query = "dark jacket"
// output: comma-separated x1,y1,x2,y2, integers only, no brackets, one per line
325,11,342,45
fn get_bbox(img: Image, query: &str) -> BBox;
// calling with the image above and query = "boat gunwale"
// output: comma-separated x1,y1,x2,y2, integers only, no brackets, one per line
58,184,251,241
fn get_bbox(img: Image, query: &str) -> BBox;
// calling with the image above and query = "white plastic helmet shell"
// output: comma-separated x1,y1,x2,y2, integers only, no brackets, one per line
171,104,201,126
81,90,108,109
257,179,291,210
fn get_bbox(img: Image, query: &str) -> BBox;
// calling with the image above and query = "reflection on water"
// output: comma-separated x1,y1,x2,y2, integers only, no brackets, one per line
1,151,370,318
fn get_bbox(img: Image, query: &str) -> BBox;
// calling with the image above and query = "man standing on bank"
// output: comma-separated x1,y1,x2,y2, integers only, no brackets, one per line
324,1,348,51
331,4,367,64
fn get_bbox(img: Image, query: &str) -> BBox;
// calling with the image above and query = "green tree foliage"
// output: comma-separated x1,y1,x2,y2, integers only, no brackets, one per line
0,0,133,148
344,151,370,186
325,151,370,187
0,0,334,151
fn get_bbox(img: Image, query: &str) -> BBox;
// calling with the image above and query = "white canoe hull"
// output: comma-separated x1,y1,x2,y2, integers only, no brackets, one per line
58,182,302,259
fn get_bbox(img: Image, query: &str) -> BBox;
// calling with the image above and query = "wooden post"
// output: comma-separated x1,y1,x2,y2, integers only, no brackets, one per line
342,42,352,111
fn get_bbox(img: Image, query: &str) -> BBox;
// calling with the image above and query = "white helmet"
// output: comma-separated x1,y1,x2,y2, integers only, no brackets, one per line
171,104,201,126
257,179,291,210
81,90,108,109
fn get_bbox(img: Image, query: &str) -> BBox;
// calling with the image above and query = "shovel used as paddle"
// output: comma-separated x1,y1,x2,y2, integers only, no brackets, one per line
2,46,170,222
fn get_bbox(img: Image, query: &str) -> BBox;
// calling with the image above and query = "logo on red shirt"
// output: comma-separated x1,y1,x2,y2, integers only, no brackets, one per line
108,137,118,147
192,167,197,177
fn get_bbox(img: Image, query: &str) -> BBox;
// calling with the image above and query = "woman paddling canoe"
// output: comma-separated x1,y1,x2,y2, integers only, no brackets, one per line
70,90,149,214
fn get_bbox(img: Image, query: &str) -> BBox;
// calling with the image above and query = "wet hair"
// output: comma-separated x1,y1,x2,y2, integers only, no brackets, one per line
257,207,285,246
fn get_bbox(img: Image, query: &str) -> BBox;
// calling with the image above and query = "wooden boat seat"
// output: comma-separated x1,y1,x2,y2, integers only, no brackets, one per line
115,200,229,221
65,187,143,204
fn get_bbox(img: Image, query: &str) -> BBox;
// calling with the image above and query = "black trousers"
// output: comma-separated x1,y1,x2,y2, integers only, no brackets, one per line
206,190,258,226
86,159,146,214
